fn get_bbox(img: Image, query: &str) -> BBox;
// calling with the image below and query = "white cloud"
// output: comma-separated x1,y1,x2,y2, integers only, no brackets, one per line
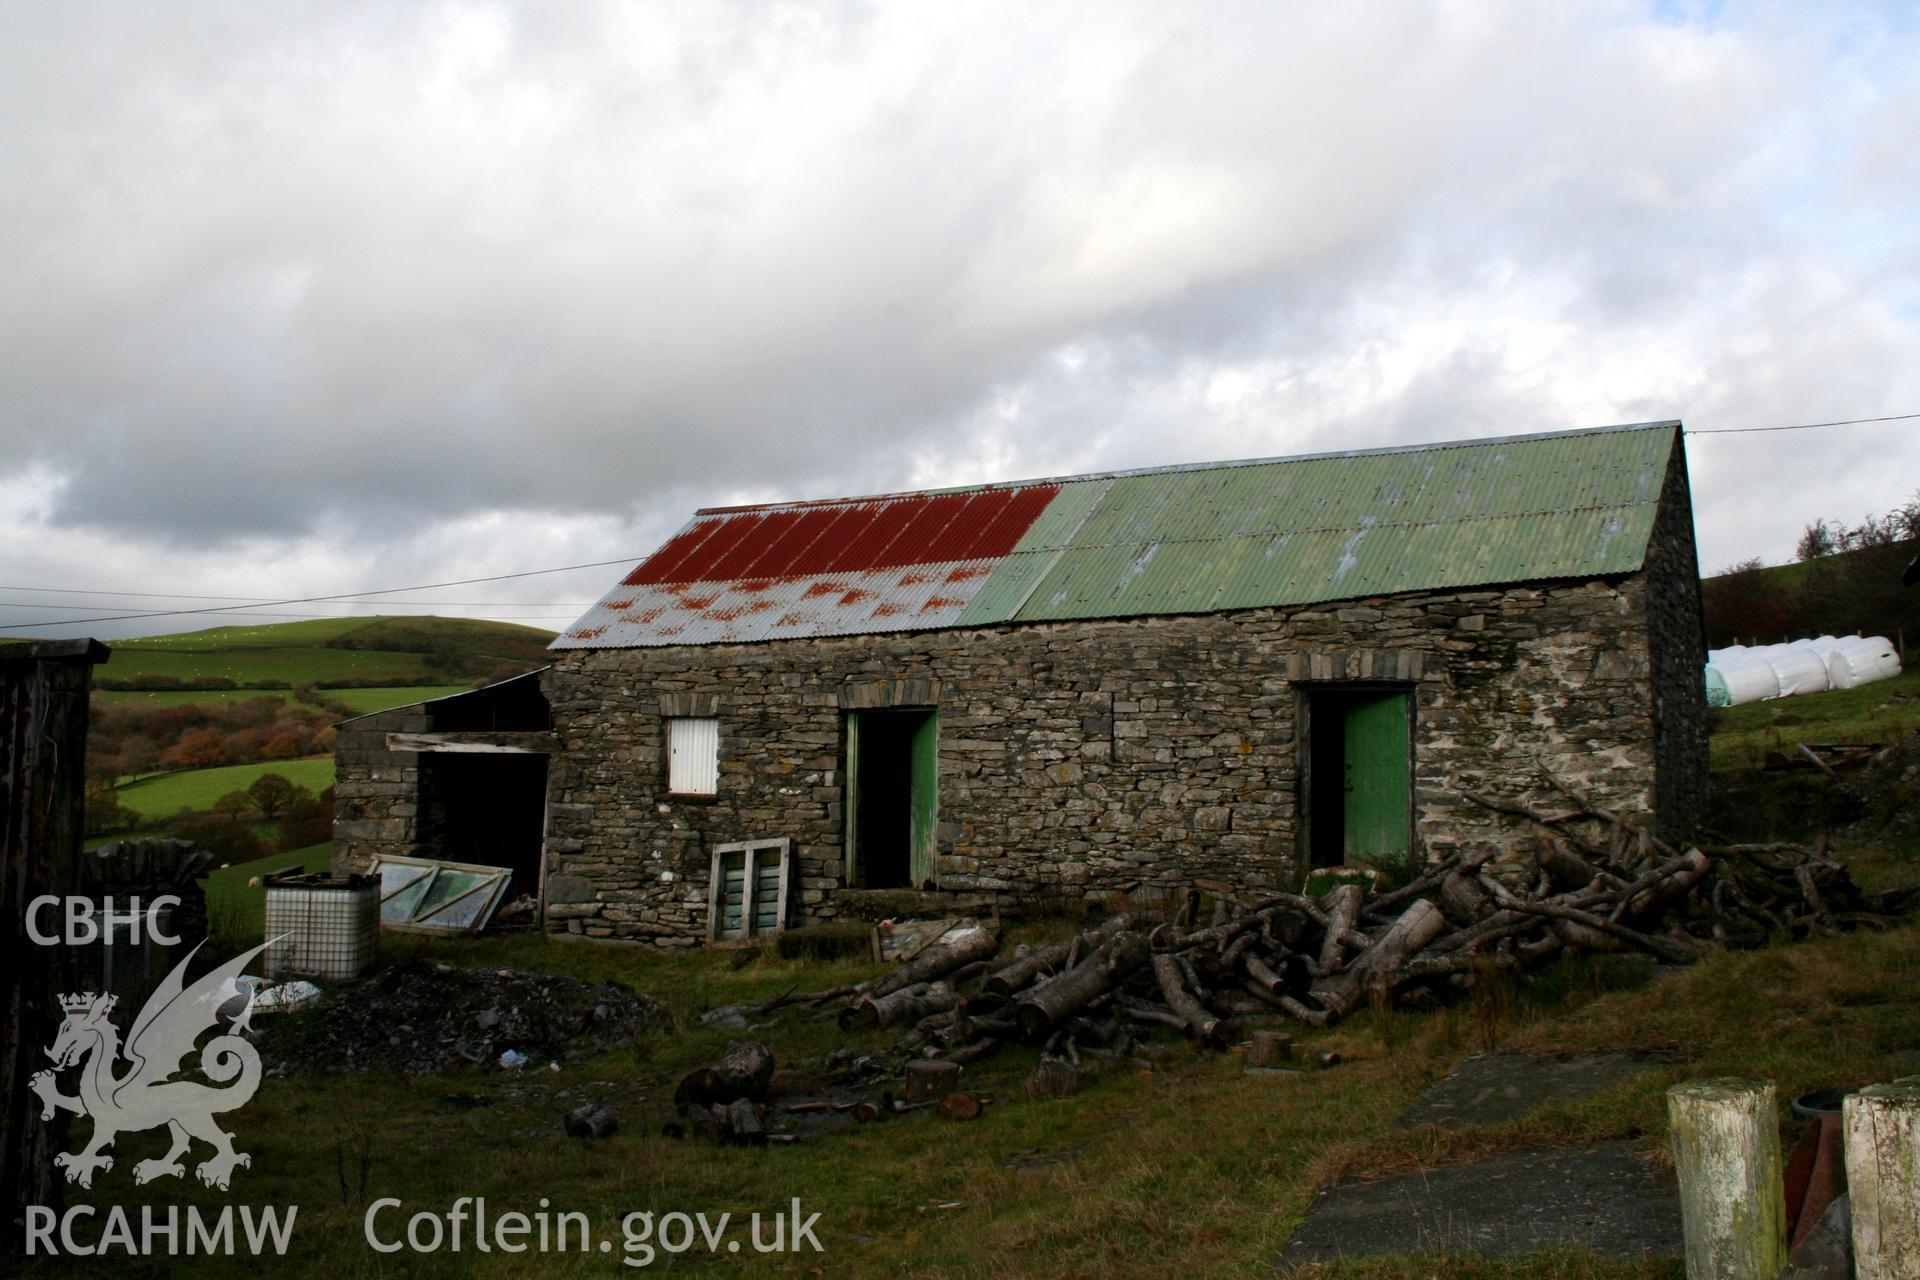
2,0,1916,635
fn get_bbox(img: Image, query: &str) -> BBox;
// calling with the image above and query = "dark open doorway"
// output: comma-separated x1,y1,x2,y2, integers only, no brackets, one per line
1302,686,1413,874
417,753,549,897
846,708,937,889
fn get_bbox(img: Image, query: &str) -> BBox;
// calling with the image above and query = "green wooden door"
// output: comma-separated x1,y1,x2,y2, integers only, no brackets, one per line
843,712,861,884
909,710,938,885
845,709,937,887
1342,692,1409,866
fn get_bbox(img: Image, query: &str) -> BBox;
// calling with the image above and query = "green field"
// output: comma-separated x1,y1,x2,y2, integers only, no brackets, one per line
319,684,478,715
115,756,336,820
92,683,472,714
112,617,402,649
110,614,555,652
1708,665,1920,770
201,842,337,945
95,614,555,688
99,645,440,685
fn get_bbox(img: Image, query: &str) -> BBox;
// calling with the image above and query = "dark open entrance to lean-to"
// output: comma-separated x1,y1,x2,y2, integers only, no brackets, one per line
847,708,938,890
418,753,549,897
1303,686,1413,876
407,673,554,901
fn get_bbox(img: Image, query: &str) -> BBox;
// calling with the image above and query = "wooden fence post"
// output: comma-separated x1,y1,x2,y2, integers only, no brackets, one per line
1666,1078,1787,1280
2,640,107,1254
1844,1079,1920,1279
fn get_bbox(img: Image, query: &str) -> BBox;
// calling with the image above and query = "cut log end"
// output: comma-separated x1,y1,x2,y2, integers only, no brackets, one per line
937,1091,984,1121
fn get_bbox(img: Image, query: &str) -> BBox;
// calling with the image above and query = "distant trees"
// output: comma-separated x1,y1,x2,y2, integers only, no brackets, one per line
1795,521,1837,562
1701,559,1800,649
247,771,306,819
1708,492,1920,648
277,786,335,849
168,728,229,770
1796,491,1920,562
212,790,253,821
87,696,338,780
169,811,263,861
261,731,305,760
83,784,137,837
1792,492,1920,645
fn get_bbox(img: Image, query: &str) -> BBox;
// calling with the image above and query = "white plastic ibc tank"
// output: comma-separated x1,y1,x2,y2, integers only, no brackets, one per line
1762,645,1831,697
1709,654,1781,705
1826,636,1903,689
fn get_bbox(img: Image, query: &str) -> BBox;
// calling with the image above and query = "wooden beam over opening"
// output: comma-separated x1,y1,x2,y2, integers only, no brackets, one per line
385,731,557,755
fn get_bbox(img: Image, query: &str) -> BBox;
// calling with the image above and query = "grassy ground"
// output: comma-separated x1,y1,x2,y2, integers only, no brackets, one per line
114,756,336,820
90,685,473,713
200,843,338,943
1703,667,1920,870
34,917,1918,1279
32,668,1920,1278
1708,665,1920,771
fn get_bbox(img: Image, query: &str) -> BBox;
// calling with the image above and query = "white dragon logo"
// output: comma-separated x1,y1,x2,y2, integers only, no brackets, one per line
31,940,272,1191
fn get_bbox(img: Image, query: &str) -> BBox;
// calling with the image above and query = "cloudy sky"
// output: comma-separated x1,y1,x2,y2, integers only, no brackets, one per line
5,1,1917,640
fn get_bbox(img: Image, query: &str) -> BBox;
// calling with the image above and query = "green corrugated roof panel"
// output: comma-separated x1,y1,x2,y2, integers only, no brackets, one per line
953,477,1113,626
970,422,1677,624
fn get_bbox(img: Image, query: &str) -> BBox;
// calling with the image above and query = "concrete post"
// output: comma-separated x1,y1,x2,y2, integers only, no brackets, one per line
1845,1078,1920,1279
1666,1078,1787,1280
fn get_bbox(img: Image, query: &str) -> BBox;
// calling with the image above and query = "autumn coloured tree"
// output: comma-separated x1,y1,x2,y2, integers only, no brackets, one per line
247,771,308,819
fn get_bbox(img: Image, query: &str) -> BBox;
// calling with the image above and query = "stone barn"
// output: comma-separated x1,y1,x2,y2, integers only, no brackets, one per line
332,670,554,902
341,421,1708,948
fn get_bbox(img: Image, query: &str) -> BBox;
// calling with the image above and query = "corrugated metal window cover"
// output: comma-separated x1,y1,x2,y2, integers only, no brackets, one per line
669,717,719,795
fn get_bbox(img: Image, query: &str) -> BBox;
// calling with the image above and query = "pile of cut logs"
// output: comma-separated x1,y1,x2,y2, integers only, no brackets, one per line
790,775,1913,1074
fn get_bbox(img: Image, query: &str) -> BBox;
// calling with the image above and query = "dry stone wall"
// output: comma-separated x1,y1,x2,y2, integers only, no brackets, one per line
332,704,429,871
542,567,1702,946
1643,449,1711,836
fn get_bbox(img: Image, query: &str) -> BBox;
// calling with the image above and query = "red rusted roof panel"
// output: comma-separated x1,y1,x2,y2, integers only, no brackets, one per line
621,517,720,587
624,484,1059,586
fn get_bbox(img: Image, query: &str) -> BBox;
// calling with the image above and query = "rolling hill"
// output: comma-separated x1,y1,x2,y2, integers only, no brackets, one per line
81,616,557,849
88,615,555,716
1703,538,1918,651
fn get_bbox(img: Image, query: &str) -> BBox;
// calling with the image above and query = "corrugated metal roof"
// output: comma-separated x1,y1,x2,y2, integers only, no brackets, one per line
621,485,1059,585
557,561,1000,647
553,421,1682,649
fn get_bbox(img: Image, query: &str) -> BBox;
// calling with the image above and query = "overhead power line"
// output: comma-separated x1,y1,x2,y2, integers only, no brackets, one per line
0,605,587,627
2,556,640,630
7,409,1914,631
0,584,589,605
1686,412,1920,435
0,596,593,610
0,585,278,600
